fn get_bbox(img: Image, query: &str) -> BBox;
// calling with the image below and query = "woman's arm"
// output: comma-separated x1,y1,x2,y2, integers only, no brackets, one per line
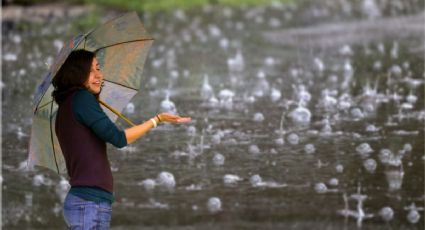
124,113,191,144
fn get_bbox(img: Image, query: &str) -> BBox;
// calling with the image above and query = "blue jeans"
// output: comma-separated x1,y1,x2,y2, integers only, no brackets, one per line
63,192,112,230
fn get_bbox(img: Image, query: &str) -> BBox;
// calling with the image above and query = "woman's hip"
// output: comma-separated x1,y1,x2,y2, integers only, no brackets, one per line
63,192,112,229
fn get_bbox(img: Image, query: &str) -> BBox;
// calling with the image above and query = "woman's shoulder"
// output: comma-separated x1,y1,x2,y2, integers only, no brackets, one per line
73,88,95,99
72,89,97,106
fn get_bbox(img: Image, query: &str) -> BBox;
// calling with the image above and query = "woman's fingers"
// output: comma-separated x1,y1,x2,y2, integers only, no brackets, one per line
176,117,191,123
158,113,191,123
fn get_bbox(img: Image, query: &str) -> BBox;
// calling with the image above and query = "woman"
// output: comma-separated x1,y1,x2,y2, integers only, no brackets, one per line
52,49,191,229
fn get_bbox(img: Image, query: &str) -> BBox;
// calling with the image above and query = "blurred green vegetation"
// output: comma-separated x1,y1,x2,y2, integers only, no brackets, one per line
7,0,294,11
83,0,294,12
70,9,101,32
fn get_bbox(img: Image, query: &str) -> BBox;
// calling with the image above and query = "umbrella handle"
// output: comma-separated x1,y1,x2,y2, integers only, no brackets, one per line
99,99,136,127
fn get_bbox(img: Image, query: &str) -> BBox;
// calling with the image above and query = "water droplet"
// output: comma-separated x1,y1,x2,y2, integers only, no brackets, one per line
223,174,242,185
304,144,316,154
314,183,327,194
253,112,265,122
249,145,260,155
356,143,373,158
156,172,176,189
328,178,339,186
212,153,225,166
250,174,262,186
139,179,156,191
379,207,394,221
363,158,377,173
407,210,420,224
336,164,344,173
207,197,222,213
287,133,299,145
125,103,135,114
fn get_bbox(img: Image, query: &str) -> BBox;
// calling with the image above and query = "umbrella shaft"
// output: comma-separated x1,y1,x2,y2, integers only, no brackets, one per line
99,100,136,127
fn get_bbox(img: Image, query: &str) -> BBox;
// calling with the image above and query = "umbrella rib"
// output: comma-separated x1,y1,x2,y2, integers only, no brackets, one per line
84,12,133,38
103,79,139,91
94,38,154,52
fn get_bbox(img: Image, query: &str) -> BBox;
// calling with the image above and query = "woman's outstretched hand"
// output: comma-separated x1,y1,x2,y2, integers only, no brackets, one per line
125,113,191,144
157,113,191,123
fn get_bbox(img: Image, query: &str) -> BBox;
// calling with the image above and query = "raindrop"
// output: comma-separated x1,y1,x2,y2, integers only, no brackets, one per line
250,174,262,186
314,182,328,194
288,106,311,126
53,39,63,51
339,45,353,56
265,57,275,66
379,149,392,164
268,17,281,28
373,60,382,71
219,38,229,49
404,203,423,224
350,108,364,119
125,103,135,114
201,74,214,100
379,207,394,221
211,133,221,145
207,197,222,213
407,210,420,224
406,93,417,105
55,177,70,202
336,164,344,173
160,93,177,114
227,50,244,72
25,192,33,207
218,89,235,109
328,178,339,186
275,138,284,146
314,57,325,73
363,158,377,173
3,52,17,61
186,126,196,136
212,153,225,166
356,143,373,158
11,34,22,44
403,143,412,152
304,144,316,154
223,174,242,185
366,124,379,132
270,88,281,102
389,65,402,76
249,145,260,155
361,0,381,19
139,179,156,191
287,133,299,145
385,168,404,191
253,70,270,97
156,172,176,189
33,174,52,187
390,41,399,59
253,112,265,122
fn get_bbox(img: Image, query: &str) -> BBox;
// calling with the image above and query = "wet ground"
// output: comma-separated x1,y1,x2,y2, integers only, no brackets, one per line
2,0,424,229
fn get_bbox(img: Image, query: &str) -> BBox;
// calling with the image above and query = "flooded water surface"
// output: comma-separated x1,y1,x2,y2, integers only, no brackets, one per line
2,1,424,229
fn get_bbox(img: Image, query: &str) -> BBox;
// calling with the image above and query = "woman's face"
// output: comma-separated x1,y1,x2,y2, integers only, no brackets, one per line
84,57,103,94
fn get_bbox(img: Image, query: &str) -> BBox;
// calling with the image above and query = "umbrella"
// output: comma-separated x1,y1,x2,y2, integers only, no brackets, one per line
28,12,154,174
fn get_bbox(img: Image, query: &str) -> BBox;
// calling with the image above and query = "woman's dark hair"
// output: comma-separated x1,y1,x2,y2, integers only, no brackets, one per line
52,49,95,104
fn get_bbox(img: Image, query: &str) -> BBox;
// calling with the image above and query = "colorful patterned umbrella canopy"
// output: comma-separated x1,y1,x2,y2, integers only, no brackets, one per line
28,12,154,174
